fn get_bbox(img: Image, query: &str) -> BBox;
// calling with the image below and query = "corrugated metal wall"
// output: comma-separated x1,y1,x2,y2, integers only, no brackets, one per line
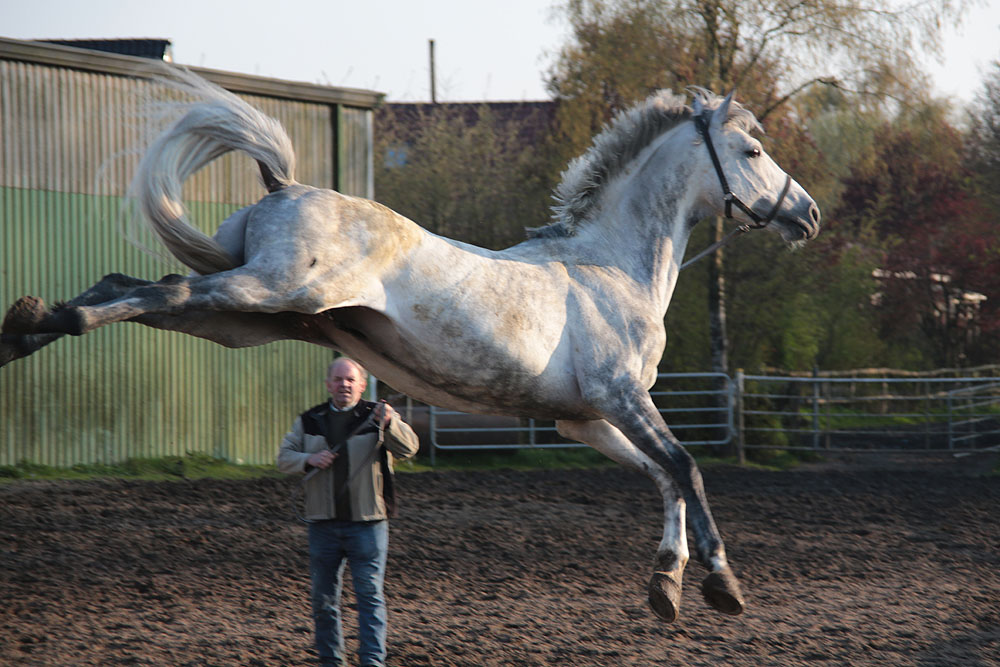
338,106,374,197
1,47,380,467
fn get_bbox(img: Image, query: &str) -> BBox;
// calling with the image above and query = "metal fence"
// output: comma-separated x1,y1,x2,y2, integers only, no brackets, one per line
428,372,735,463
426,369,1000,463
737,370,1000,456
948,382,1000,449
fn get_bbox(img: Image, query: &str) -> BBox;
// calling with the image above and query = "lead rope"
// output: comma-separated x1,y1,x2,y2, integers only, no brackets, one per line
376,401,386,447
290,401,389,524
679,224,751,271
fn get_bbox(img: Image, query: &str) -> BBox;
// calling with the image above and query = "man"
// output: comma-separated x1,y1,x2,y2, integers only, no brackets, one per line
278,357,419,667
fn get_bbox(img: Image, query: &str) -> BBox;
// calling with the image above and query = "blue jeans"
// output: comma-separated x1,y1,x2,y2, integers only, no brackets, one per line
309,519,389,666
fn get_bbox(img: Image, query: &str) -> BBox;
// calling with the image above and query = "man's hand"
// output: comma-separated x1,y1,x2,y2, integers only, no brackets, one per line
307,450,338,469
380,400,396,426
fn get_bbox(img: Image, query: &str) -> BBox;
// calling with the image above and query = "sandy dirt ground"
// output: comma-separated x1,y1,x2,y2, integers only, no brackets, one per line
2,454,998,666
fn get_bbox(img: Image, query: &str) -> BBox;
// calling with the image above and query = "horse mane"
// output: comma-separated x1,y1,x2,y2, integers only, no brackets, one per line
528,88,761,239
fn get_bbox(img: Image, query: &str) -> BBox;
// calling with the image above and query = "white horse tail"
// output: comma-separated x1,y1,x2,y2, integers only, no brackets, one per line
129,67,297,275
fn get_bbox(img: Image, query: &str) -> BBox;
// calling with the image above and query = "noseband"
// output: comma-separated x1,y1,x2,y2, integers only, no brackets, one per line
680,113,792,271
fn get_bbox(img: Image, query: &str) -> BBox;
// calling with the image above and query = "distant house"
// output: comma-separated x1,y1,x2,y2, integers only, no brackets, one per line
871,268,988,355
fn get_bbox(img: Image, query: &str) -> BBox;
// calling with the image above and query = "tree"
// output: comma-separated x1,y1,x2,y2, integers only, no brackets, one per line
968,60,1000,211
549,0,966,151
958,60,1000,360
547,0,969,376
374,103,556,250
833,102,998,367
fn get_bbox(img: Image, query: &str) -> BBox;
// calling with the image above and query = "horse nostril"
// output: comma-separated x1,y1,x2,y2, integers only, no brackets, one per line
809,204,821,226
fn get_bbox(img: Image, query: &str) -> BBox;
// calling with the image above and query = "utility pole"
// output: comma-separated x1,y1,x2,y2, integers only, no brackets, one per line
429,39,437,103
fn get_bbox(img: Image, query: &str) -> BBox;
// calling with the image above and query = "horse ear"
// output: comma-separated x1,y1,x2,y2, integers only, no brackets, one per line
692,94,705,119
711,90,735,129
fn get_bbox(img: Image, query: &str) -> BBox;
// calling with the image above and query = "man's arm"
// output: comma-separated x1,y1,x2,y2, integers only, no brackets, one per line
276,416,312,474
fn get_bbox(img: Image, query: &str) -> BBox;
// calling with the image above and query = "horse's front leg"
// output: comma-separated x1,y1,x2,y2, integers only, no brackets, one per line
557,418,689,622
1,273,153,366
594,387,745,617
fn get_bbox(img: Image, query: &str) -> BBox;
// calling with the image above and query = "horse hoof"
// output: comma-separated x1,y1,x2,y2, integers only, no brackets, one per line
2,296,47,334
647,570,683,622
701,567,745,615
0,337,22,367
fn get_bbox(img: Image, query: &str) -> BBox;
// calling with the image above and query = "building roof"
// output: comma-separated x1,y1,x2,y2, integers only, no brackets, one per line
0,36,383,108
38,38,173,61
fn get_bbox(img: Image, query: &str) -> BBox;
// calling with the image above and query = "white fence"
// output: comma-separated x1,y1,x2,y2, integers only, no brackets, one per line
424,370,1000,463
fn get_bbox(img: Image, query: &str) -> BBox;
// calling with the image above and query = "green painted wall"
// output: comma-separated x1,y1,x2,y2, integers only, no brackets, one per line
1,50,377,467
1,188,335,466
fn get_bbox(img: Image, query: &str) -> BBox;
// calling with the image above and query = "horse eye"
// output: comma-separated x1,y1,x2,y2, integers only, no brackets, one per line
746,147,761,158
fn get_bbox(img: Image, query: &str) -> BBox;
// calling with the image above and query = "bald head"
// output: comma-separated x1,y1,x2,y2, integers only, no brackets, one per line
327,357,365,378
326,358,367,409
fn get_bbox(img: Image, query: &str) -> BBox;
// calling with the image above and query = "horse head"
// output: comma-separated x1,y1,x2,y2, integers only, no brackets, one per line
691,91,821,244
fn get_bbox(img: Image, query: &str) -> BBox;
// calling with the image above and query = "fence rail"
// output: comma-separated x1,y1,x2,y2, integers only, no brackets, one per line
426,370,1000,462
737,371,1000,457
946,382,1000,449
428,372,735,463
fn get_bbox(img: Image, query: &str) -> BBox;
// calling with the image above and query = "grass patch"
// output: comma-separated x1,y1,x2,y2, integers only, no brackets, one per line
0,444,811,483
399,446,617,473
742,448,823,471
1,447,619,482
399,446,788,472
0,452,282,483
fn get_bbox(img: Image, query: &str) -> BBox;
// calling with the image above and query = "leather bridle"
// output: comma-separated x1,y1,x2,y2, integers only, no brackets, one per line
693,113,791,229
680,113,792,271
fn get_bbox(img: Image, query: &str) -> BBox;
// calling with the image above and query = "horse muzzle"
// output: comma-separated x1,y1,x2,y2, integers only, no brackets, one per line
798,201,822,239
774,196,821,242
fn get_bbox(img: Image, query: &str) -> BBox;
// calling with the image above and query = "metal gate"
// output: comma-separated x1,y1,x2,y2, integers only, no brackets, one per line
428,372,735,463
736,371,1000,456
426,369,999,463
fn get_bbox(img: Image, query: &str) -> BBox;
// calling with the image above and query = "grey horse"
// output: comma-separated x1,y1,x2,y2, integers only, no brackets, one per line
2,69,820,622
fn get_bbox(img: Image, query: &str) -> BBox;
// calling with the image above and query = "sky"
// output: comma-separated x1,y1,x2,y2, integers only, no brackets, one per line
2,0,998,105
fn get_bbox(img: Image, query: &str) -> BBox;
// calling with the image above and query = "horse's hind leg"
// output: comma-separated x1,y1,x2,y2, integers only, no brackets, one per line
1,273,153,366
0,332,62,366
3,271,331,360
594,388,745,617
15,269,300,337
556,419,689,622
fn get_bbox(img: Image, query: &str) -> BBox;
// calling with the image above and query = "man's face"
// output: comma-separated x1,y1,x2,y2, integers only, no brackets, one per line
326,360,367,409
